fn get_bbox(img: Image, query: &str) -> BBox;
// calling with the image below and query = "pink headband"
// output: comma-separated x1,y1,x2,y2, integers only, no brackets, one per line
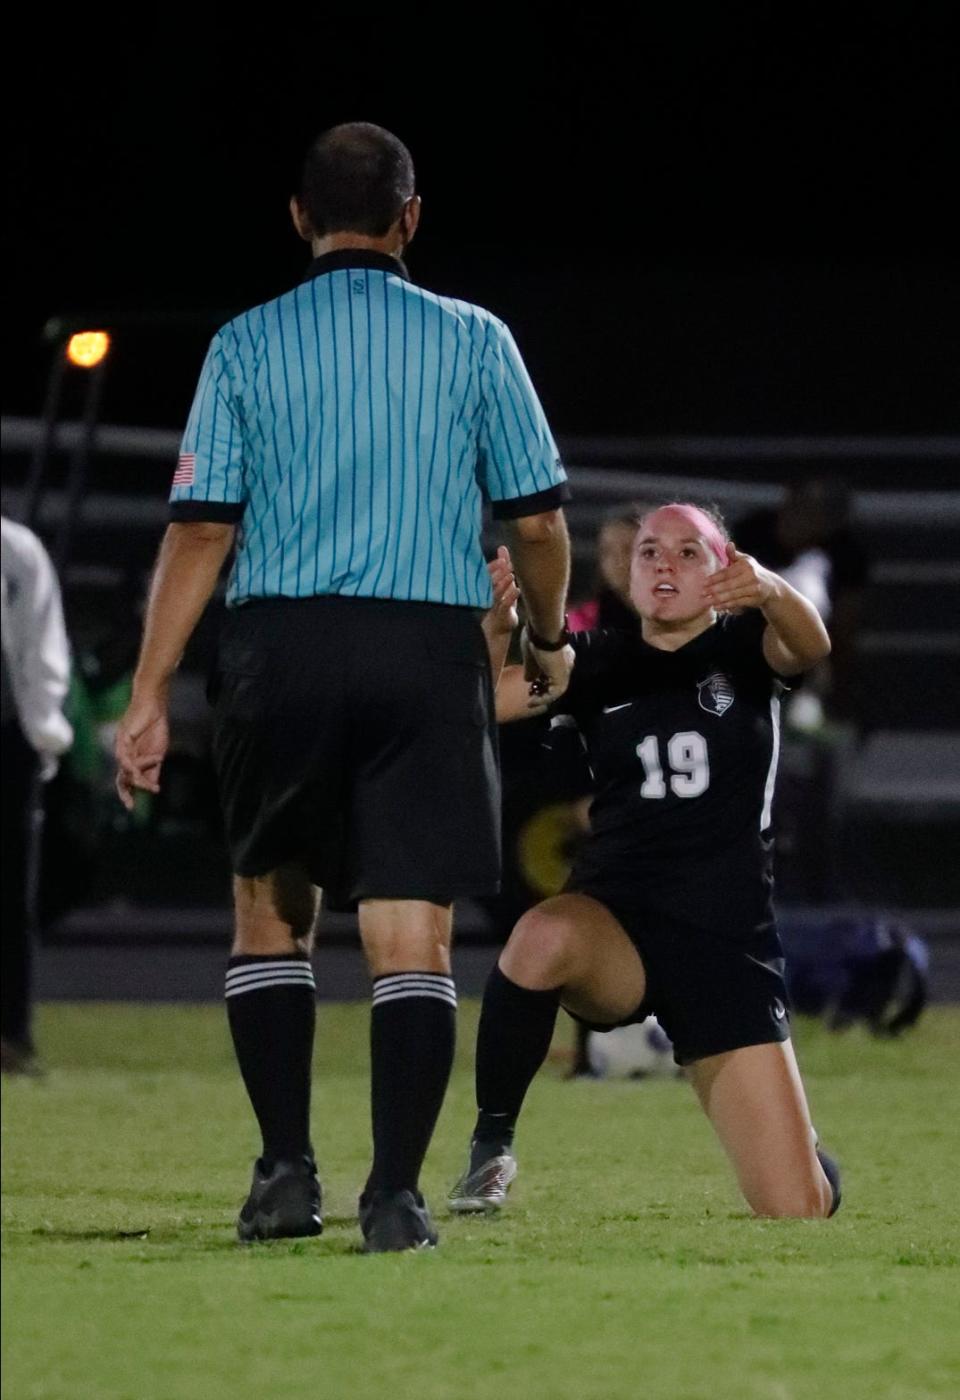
647,503,728,566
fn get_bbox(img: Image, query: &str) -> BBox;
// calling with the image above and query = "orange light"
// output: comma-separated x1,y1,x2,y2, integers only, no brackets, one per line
66,331,111,368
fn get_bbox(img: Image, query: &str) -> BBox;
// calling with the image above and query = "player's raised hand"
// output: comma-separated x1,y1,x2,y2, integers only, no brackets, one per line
703,541,776,611
485,545,521,636
115,692,170,810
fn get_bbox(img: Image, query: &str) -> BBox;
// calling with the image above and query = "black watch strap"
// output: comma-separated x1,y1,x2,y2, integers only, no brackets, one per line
526,617,570,651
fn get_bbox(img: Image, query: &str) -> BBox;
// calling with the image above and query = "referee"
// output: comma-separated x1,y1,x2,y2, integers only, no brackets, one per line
115,123,573,1252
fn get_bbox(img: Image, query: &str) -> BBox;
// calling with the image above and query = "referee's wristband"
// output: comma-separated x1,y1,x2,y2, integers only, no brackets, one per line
525,617,571,652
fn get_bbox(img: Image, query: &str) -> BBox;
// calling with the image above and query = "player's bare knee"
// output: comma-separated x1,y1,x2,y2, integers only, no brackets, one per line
747,1179,832,1219
505,906,581,984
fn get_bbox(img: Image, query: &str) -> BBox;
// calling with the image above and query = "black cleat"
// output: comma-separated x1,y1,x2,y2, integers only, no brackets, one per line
359,1189,439,1253
237,1155,323,1242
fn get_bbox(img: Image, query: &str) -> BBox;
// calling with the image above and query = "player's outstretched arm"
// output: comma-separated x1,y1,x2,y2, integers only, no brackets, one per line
703,543,831,675
493,666,553,722
115,521,235,809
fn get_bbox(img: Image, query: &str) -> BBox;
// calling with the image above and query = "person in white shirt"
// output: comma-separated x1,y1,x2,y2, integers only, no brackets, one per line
1,516,73,1073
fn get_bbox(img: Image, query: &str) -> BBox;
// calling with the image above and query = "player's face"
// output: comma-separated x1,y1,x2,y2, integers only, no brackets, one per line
629,511,720,624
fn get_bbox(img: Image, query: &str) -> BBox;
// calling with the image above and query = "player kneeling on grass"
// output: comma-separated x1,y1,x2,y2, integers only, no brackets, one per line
451,504,842,1220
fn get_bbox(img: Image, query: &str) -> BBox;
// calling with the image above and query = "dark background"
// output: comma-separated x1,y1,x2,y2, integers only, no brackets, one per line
3,13,958,437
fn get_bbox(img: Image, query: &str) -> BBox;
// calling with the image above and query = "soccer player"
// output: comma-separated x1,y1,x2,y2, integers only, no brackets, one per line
450,502,843,1220
114,123,573,1252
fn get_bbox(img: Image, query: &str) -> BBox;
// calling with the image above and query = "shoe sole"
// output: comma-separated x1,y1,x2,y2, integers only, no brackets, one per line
447,1195,505,1214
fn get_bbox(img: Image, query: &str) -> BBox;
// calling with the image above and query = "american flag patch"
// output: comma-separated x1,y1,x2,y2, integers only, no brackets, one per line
172,453,196,487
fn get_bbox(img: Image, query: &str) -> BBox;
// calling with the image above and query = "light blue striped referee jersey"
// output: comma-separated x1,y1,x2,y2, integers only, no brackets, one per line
169,250,569,608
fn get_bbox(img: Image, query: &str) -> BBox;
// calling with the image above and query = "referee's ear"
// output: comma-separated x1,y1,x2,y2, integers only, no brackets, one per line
398,195,421,249
290,195,313,244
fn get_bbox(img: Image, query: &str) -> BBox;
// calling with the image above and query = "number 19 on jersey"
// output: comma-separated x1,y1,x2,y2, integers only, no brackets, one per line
636,731,710,798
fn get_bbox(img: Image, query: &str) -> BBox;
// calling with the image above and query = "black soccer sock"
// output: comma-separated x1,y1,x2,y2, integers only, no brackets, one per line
472,963,561,1158
366,972,457,1197
816,1147,842,1217
225,954,316,1167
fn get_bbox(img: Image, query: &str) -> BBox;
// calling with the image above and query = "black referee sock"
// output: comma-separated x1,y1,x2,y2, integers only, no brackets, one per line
472,964,560,1160
225,954,316,1168
366,972,457,1197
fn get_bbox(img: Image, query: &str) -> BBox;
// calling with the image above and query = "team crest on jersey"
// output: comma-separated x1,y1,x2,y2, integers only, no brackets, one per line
697,671,735,716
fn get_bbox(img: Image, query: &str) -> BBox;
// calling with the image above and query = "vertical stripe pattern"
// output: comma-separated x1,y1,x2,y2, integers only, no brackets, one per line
171,264,566,608
760,691,782,831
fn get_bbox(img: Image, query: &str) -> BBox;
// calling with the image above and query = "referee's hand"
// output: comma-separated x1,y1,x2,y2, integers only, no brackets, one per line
115,693,169,811
520,630,575,700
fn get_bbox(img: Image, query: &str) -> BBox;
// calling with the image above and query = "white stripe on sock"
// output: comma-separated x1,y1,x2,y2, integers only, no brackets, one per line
225,973,317,999
374,972,454,992
225,963,315,993
372,987,458,1009
372,979,456,996
226,961,314,983
373,973,455,991
225,966,315,983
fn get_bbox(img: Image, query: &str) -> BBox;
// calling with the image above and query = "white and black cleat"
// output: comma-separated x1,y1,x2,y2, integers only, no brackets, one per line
448,1148,518,1213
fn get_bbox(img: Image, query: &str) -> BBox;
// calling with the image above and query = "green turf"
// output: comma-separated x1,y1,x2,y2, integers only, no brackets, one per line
3,1002,960,1400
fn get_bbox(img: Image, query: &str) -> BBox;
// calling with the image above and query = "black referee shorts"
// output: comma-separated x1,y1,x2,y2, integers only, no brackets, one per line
210,596,501,908
567,880,791,1066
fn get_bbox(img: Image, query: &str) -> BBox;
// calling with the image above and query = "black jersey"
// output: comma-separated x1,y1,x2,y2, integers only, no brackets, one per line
554,611,784,937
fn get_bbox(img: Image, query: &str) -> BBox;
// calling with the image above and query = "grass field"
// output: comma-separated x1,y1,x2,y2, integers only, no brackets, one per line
3,1002,959,1400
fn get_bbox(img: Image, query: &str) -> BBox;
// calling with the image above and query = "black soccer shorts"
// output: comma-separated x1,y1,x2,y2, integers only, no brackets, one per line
210,596,501,908
566,879,791,1065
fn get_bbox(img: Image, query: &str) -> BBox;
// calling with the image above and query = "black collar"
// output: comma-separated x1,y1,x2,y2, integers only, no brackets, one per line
300,250,411,284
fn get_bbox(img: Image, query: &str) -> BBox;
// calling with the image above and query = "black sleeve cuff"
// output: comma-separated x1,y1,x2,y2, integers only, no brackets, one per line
169,500,245,524
490,481,572,521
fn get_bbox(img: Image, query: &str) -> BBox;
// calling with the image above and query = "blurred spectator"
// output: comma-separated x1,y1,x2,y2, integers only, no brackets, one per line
21,580,144,924
1,517,73,1074
735,479,869,727
568,511,640,633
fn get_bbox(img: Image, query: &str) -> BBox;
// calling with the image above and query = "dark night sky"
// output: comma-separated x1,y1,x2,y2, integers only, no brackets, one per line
4,14,958,436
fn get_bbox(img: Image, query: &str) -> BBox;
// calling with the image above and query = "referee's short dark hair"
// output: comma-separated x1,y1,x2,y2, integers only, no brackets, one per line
299,122,415,237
